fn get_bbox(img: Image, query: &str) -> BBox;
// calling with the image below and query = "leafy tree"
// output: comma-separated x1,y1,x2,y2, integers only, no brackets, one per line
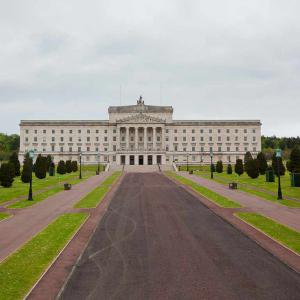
0,162,15,187
227,164,233,174
71,161,78,172
66,160,72,173
272,152,286,176
244,151,253,172
235,159,244,176
34,154,47,179
49,162,55,176
256,152,268,175
210,163,215,173
246,159,260,179
289,147,300,173
216,161,223,173
9,152,20,177
57,160,66,174
21,153,32,183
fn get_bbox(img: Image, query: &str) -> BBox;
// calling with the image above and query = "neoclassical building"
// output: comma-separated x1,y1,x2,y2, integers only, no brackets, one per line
19,98,261,166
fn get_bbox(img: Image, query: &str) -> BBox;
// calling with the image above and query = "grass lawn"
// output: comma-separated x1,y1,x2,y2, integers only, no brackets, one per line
236,212,300,254
75,172,121,208
165,172,241,208
195,171,300,207
0,213,88,300
0,212,11,221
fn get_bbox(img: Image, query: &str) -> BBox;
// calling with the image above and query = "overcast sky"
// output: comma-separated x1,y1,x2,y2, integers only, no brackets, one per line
0,0,299,136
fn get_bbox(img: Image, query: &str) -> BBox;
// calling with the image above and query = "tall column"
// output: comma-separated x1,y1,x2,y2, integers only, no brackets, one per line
144,127,147,150
126,127,129,150
135,127,139,151
153,127,156,151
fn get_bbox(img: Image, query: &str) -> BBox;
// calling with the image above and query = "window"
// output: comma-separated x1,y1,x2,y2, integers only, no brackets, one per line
253,137,256,142
25,129,29,134
218,129,221,133
113,145,117,151
201,146,204,152
87,147,90,152
157,136,161,142
166,129,169,133
35,130,37,134
244,136,247,141
139,137,142,142
104,129,107,134
104,137,108,142
192,156,196,161
209,137,212,142
253,147,257,152
183,147,186,152
131,137,134,142
183,137,186,142
60,137,64,142
78,147,81,152
210,146,213,152
96,130,99,134
60,146,63,152
174,129,177,133
52,129,55,134
113,155,116,162
227,147,230,152
235,136,238,141
78,137,81,142
87,129,90,134
209,129,212,133
166,145,169,151
244,129,247,133
43,148,46,152
87,137,90,142
200,137,204,142
235,129,238,134
200,129,204,133
113,129,116,134
227,136,230,141
96,137,99,142
43,129,46,134
51,145,55,152
25,137,29,142
61,130,64,134
174,137,178,142
34,137,37,142
148,137,151,142
192,129,195,134
236,147,239,152
183,129,186,133
244,147,248,151
192,137,195,142
51,137,55,142
192,146,195,151
69,147,72,152
166,137,169,142
69,130,72,134
95,147,99,152
218,136,221,142
174,145,178,151
226,129,230,133
78,129,81,134
253,129,256,133
104,147,108,152
69,137,72,142
218,146,222,152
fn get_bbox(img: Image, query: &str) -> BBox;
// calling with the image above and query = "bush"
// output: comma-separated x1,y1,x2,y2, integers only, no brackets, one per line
71,161,78,172
235,159,244,176
34,155,47,179
49,162,55,176
227,164,233,174
46,155,52,172
272,152,286,176
210,163,215,173
21,153,32,183
286,160,292,172
9,152,20,177
244,151,253,173
0,162,15,187
246,159,260,179
289,147,300,173
57,160,66,174
65,160,72,173
216,161,223,173
256,152,268,175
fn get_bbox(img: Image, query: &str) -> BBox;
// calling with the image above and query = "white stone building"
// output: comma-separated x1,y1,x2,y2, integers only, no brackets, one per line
19,98,261,166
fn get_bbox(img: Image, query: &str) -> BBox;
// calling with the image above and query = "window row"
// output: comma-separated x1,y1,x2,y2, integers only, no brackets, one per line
166,145,257,152
25,129,114,134
168,136,257,142
166,128,257,134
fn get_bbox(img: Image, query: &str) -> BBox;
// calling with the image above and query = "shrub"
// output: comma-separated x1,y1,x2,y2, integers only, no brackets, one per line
9,152,20,177
71,161,78,172
57,160,66,174
256,152,268,175
244,151,253,173
0,162,15,187
286,160,292,172
227,164,233,174
246,159,260,179
216,161,223,173
210,163,215,173
21,153,32,183
49,162,55,176
66,160,72,173
46,155,53,171
235,159,244,176
272,152,286,176
289,147,300,173
34,155,47,179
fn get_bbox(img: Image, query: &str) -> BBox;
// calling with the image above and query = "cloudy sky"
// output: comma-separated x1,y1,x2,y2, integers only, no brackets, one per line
0,0,299,136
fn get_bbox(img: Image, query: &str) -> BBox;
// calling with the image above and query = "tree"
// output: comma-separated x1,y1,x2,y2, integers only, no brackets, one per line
246,159,260,179
256,152,268,175
289,147,300,173
210,163,215,173
57,160,66,174
227,164,233,174
34,155,47,179
46,155,52,172
65,160,72,173
286,160,292,172
71,161,78,172
272,152,286,176
21,153,32,183
0,162,15,187
216,161,223,173
9,152,20,177
244,151,253,172
49,162,55,176
235,159,244,176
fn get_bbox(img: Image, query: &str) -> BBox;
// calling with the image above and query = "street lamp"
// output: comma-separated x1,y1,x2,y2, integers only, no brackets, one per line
186,153,189,172
28,149,35,201
79,152,82,179
276,149,283,200
210,149,214,179
97,152,100,174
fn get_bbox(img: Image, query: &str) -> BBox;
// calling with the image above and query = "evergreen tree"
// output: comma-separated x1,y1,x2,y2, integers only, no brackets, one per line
66,160,72,173
216,161,223,173
71,161,78,172
34,155,47,179
235,159,244,176
46,155,52,171
286,160,292,172
57,160,66,174
246,159,260,179
227,164,233,174
289,147,300,173
9,152,20,176
272,152,286,176
0,162,15,187
256,152,268,175
49,162,55,176
244,151,253,172
21,153,32,183
210,163,215,173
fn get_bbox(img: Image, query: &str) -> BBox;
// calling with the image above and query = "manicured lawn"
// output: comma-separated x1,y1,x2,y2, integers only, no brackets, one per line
195,171,300,207
165,172,241,208
75,172,121,208
236,212,300,254
0,213,88,300
0,212,11,221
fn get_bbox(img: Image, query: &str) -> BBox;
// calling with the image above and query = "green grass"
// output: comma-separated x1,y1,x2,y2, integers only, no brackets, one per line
236,212,300,254
75,172,121,208
195,171,300,207
0,213,88,300
165,172,241,208
0,212,11,221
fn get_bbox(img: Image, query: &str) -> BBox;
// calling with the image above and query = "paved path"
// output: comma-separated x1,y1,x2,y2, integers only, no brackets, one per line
0,172,111,261
60,173,300,300
181,172,300,232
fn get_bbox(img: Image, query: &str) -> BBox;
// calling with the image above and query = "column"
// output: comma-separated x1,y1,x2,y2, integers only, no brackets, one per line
153,127,156,151
126,127,129,150
144,127,147,150
135,127,139,151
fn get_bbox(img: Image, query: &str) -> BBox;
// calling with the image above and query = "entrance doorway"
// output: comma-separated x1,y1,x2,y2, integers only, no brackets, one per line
148,155,153,165
130,155,135,165
157,155,162,164
139,155,144,165
121,155,126,165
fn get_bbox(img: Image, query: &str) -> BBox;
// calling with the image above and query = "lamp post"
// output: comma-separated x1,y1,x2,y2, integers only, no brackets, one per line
97,152,100,174
210,149,214,179
79,152,82,179
276,149,283,200
28,150,35,201
186,153,189,172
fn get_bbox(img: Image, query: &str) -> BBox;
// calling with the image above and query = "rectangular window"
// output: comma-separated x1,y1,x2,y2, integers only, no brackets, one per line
87,147,90,152
113,145,117,151
227,147,230,152
60,137,64,142
104,137,108,142
113,129,116,134
201,146,204,152
174,129,177,133
51,137,55,142
95,147,99,152
200,129,204,134
253,129,256,133
87,137,90,142
244,136,247,141
78,137,81,142
192,146,195,151
87,129,90,134
34,137,37,142
218,146,222,152
174,137,178,142
25,137,29,142
78,147,81,152
51,145,55,152
69,147,72,152
25,129,29,134
226,129,230,133
235,136,238,141
35,130,38,134
183,137,186,142
183,129,186,133
209,129,212,133
104,129,107,134
235,129,238,134
61,130,64,134
174,145,178,151
166,129,169,133
253,137,256,142
218,136,221,142
209,137,212,142
192,137,195,142
60,146,63,152
69,137,72,142
244,129,247,133
253,147,257,152
96,130,99,134
78,129,81,134
227,136,230,141
43,129,46,134
200,137,204,142
236,147,239,152
192,129,195,134
52,129,55,134
218,129,221,133
96,137,99,141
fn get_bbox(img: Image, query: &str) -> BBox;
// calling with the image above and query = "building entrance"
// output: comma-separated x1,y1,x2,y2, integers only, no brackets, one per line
157,155,162,164
121,155,126,165
139,155,144,165
148,155,153,165
130,155,135,165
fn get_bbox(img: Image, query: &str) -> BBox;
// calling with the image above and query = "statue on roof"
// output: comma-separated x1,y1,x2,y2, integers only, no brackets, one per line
137,95,144,105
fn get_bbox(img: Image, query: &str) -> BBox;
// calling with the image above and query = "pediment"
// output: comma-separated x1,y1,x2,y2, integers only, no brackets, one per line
117,113,166,124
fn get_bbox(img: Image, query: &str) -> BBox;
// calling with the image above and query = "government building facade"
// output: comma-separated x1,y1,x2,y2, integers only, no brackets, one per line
19,98,261,166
